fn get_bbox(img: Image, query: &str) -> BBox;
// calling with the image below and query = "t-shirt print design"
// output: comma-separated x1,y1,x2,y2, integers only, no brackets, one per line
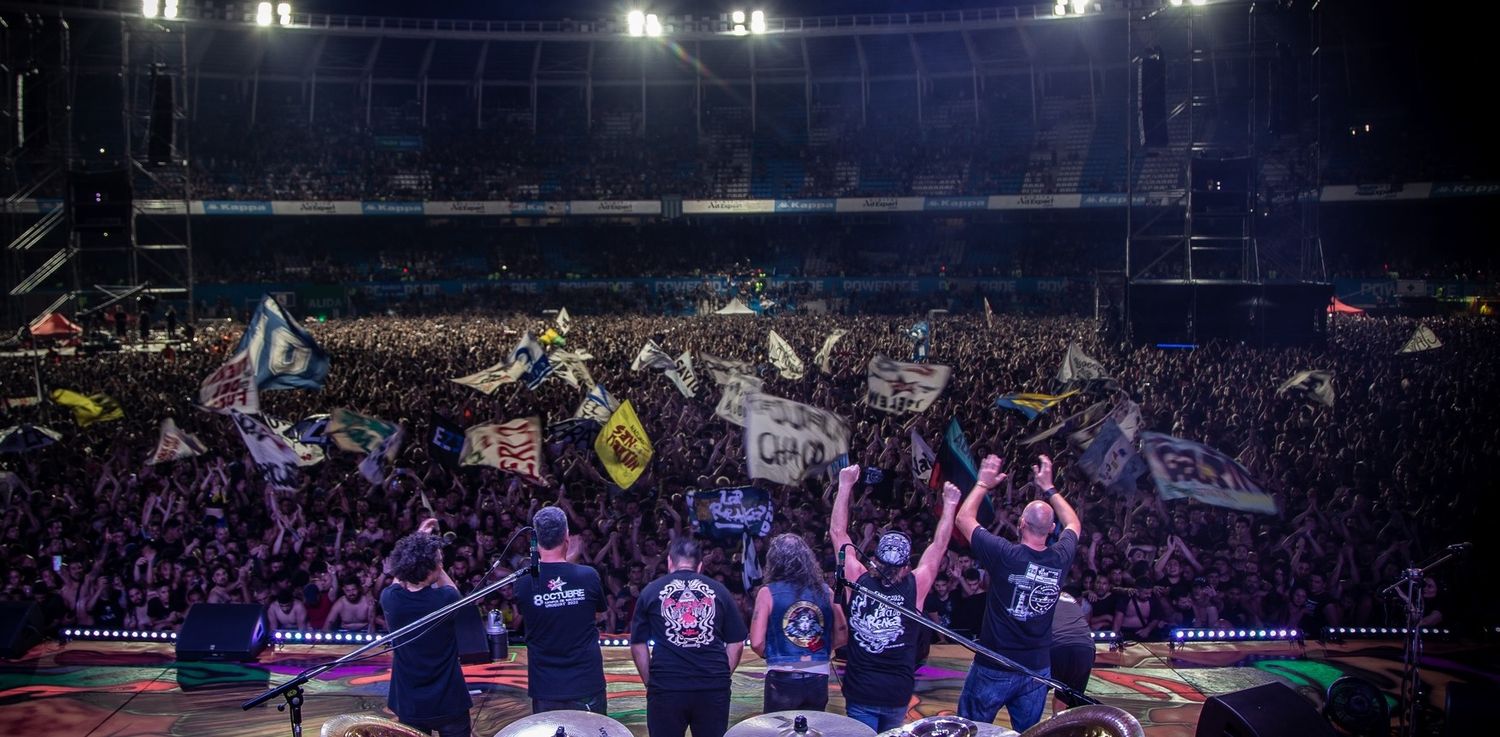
850,591,906,654
532,575,589,608
1006,563,1061,621
660,577,717,647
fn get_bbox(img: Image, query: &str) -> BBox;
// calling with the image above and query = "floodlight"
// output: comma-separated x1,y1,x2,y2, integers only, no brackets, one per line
645,13,662,36
1055,3,1067,15
749,10,766,33
732,10,745,23
143,0,159,18
1190,0,1207,5
1071,0,1087,14
1170,0,1184,5
256,2,273,25
164,0,178,19
277,2,291,25
627,10,645,36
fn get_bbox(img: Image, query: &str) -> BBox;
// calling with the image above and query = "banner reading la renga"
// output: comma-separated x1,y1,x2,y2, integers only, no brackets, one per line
1140,432,1277,514
743,393,850,486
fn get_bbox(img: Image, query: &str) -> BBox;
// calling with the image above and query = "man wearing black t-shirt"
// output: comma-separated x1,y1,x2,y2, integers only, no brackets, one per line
514,506,607,714
630,538,747,737
955,455,1081,732
380,520,473,737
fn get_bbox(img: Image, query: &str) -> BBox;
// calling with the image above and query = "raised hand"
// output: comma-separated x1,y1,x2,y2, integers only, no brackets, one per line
418,518,440,536
838,463,862,489
978,455,1006,489
1032,454,1055,491
942,482,961,506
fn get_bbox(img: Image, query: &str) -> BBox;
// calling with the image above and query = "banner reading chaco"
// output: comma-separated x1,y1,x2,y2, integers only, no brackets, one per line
865,355,952,414
594,400,653,489
812,329,847,374
743,393,850,486
715,374,764,427
199,349,260,414
1140,432,1277,514
688,486,774,540
146,418,207,465
767,330,806,380
460,417,544,482
230,411,303,490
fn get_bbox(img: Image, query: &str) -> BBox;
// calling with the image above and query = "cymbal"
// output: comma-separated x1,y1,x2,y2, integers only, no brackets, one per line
877,716,1018,737
493,709,631,737
727,711,876,737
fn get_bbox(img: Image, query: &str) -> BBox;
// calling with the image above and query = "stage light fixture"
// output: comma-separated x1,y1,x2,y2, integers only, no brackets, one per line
1190,0,1207,4
277,2,291,25
750,10,766,33
1170,0,1184,5
255,2,273,26
627,10,645,36
732,10,745,23
1054,3,1067,15
1071,0,1088,14
164,0,178,19
143,0,159,17
645,13,662,36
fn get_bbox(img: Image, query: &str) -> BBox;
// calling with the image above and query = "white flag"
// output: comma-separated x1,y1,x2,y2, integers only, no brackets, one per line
549,349,595,389
984,297,994,329
451,358,523,394
460,417,544,482
743,393,850,486
199,349,260,415
767,330,805,380
666,351,701,399
266,416,327,466
910,428,936,484
632,339,677,372
1071,399,1142,448
865,355,952,414
556,308,573,335
575,384,620,424
1057,342,1110,384
1277,370,1336,407
812,329,848,374
1398,325,1442,354
715,374,764,427
230,411,303,490
146,418,207,465
699,354,756,386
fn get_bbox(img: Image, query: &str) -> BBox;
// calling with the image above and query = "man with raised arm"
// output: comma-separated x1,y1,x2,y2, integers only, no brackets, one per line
832,463,964,732
954,454,1081,731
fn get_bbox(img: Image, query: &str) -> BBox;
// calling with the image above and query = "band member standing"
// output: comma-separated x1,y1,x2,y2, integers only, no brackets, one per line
954,455,1081,731
381,519,473,737
749,533,847,713
831,464,963,732
630,539,747,737
514,507,607,713
1048,590,1095,710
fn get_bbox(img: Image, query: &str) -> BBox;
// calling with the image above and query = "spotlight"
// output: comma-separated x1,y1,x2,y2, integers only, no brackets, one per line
277,2,291,25
1189,0,1206,4
1054,3,1067,15
1170,0,1184,5
627,10,645,36
749,10,766,33
1071,0,1087,13
731,9,745,23
255,2,273,25
143,0,159,17
645,13,662,37
164,0,178,19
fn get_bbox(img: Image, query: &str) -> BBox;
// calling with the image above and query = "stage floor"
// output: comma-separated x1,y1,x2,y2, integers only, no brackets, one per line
0,639,1492,736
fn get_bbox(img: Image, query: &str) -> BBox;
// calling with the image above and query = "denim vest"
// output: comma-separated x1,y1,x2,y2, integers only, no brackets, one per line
765,581,833,672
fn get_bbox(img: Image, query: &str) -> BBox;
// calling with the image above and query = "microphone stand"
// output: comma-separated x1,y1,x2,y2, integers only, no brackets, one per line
241,565,533,737
835,565,1097,707
1380,543,1467,737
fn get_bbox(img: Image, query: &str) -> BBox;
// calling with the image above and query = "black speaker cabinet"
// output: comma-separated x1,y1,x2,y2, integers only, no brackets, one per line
1197,682,1337,737
454,604,492,665
175,603,269,662
0,601,45,659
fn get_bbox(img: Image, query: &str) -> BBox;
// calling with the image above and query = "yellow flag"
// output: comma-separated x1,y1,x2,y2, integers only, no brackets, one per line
50,389,124,427
593,400,653,489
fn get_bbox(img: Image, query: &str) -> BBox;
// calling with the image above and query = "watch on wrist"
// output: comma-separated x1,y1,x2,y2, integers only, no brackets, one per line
1041,487,1058,500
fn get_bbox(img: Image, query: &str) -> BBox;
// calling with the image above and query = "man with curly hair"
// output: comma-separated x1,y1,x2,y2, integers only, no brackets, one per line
380,519,472,737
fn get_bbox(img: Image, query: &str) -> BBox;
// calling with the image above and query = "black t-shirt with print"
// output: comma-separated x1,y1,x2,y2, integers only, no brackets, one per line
971,527,1078,670
630,570,747,692
515,561,607,700
380,583,473,725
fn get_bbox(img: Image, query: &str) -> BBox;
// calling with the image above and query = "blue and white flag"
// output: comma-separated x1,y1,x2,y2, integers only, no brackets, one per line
1077,418,1146,492
512,332,555,390
238,294,331,391
575,383,619,424
909,321,930,362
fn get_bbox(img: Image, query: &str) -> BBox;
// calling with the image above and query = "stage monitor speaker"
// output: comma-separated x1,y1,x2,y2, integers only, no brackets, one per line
147,71,175,165
68,169,133,232
454,603,492,665
0,601,45,659
175,603,269,662
1138,50,1168,147
1196,682,1337,737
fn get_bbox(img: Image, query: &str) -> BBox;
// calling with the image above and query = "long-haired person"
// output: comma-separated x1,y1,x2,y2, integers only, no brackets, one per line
831,463,963,732
381,519,472,737
749,532,848,712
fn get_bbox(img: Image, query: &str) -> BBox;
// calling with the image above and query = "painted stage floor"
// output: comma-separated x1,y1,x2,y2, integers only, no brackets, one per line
0,639,1494,736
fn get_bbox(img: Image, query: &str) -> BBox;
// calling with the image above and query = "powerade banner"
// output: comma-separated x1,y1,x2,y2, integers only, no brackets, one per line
687,486,774,540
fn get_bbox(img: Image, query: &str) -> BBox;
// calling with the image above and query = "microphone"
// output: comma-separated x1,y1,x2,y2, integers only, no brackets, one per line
441,531,458,547
529,529,540,579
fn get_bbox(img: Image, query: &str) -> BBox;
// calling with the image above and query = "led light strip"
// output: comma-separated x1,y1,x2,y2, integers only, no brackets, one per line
1171,628,1300,641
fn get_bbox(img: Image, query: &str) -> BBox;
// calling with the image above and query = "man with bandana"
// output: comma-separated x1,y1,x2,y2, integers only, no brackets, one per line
831,463,963,732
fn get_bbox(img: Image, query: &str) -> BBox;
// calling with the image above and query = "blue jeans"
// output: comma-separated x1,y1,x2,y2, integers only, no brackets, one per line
845,702,907,733
957,662,1052,731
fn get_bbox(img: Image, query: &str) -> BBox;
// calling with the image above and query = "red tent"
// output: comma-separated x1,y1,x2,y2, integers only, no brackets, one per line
28,313,83,338
1328,297,1365,315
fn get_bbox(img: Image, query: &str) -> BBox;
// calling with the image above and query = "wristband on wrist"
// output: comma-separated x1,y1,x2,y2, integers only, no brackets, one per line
1041,487,1058,500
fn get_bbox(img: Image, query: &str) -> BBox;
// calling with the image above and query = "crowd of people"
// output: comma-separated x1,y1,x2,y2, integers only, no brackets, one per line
0,308,1489,649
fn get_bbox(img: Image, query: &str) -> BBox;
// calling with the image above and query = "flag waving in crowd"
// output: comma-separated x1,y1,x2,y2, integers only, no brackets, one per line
866,355,952,414
461,417,545,483
146,418,206,465
767,330,805,380
239,294,330,390
1278,370,1335,407
594,400,653,489
995,390,1080,420
50,389,123,427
